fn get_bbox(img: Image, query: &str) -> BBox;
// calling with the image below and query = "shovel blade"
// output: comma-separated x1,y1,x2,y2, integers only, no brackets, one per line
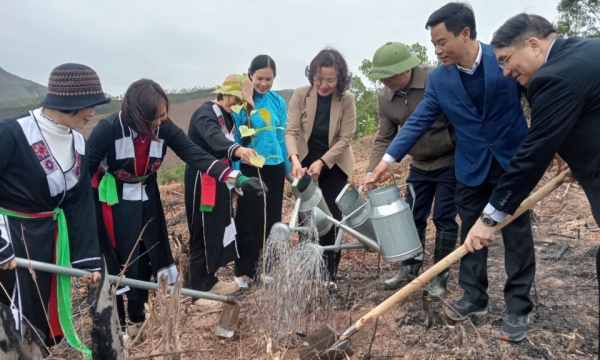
298,325,355,359
317,340,355,360
215,302,240,338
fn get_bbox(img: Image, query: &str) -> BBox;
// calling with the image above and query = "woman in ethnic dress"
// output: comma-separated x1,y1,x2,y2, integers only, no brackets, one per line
185,74,267,297
285,49,356,293
87,79,264,330
0,63,106,352
232,55,290,289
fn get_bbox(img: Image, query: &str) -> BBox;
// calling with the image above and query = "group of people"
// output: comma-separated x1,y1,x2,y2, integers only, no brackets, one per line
1,0,600,356
0,43,358,347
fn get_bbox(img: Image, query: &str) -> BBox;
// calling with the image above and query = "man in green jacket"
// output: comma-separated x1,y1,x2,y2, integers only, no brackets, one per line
364,42,458,296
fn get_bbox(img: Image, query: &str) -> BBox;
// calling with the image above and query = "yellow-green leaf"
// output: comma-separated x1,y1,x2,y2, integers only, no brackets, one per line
239,125,255,137
255,109,272,125
249,155,265,168
236,74,247,84
231,104,243,114
255,126,283,133
250,110,257,116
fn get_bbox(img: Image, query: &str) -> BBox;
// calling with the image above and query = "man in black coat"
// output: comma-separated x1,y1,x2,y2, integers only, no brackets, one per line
465,13,600,352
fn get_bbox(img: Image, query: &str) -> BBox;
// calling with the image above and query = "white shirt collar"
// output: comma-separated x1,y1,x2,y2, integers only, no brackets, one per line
457,41,483,75
545,39,557,64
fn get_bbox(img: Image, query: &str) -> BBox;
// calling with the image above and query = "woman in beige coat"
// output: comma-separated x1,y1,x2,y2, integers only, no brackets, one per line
285,48,356,293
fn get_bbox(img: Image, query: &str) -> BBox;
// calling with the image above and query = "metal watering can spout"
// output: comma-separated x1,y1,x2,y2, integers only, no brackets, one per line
312,207,380,252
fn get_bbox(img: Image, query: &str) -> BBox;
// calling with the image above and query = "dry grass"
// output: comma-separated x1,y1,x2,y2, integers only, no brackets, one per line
46,135,599,359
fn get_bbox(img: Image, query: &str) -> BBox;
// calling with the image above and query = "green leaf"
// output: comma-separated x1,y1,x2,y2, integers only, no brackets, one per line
265,155,281,159
255,109,271,125
303,342,310,347
249,155,265,168
255,126,284,133
231,104,243,114
239,125,255,137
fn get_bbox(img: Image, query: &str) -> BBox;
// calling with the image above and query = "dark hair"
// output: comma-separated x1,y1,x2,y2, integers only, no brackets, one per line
121,79,169,140
248,55,276,79
491,14,557,48
426,2,477,39
216,93,224,101
305,48,352,95
59,109,80,116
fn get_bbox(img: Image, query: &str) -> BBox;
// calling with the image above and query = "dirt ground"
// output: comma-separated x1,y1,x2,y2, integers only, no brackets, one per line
55,136,599,359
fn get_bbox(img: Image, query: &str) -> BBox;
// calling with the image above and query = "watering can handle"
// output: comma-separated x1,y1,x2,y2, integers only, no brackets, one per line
397,182,416,212
358,181,368,193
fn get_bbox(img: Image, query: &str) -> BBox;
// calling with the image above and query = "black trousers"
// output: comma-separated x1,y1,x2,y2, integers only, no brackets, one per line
234,163,286,278
455,158,535,314
187,217,218,294
405,164,458,234
302,157,348,280
116,242,151,326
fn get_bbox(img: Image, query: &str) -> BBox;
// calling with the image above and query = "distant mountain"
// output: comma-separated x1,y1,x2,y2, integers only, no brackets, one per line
0,67,47,107
0,66,296,120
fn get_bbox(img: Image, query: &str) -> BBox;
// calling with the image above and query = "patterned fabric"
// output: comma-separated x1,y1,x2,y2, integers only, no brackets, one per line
73,154,82,178
48,68,104,97
32,141,51,161
41,158,57,174
149,159,162,173
113,169,133,181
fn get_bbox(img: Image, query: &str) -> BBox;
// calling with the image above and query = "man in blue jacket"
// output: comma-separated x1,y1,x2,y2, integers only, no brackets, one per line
369,2,535,342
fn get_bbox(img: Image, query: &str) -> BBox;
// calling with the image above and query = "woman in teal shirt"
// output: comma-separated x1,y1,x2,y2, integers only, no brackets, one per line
233,55,290,289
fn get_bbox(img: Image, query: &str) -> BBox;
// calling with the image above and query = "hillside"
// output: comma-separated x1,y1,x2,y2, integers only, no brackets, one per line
0,66,295,125
0,67,47,107
80,90,294,170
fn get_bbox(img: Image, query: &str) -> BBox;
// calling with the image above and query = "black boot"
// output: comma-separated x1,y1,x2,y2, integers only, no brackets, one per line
426,231,458,297
384,228,426,290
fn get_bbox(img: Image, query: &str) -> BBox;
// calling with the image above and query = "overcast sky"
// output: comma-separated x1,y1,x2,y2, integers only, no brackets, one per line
0,0,558,95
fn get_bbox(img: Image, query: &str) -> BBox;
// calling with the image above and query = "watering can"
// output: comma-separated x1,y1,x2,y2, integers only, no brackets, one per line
367,179,422,263
335,178,423,263
288,173,379,251
291,173,333,236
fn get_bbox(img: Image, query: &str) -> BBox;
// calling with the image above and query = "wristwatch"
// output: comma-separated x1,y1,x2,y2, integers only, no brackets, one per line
480,212,498,227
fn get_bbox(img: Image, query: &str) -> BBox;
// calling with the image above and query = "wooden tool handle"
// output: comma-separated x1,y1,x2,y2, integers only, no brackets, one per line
350,169,572,334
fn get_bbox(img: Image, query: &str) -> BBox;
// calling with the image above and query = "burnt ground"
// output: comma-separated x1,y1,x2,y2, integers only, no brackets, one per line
52,136,599,359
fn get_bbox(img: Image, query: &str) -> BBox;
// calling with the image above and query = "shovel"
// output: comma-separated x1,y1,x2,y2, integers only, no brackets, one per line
13,258,240,338
301,169,572,359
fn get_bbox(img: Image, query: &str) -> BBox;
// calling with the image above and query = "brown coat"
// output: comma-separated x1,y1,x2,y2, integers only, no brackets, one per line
285,85,356,176
366,65,456,173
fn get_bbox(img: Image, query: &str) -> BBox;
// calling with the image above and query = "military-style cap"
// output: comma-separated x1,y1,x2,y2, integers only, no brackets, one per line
368,42,421,80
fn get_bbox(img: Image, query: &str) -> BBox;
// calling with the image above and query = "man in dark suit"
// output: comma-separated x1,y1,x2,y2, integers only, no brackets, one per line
465,13,600,354
369,2,535,342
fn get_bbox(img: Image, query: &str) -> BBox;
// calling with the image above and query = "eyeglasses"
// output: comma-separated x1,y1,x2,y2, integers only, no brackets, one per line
313,77,338,85
498,39,528,70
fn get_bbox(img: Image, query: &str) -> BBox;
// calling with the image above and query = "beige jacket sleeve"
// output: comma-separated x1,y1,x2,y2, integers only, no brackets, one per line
284,88,302,158
321,92,356,169
367,102,398,173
